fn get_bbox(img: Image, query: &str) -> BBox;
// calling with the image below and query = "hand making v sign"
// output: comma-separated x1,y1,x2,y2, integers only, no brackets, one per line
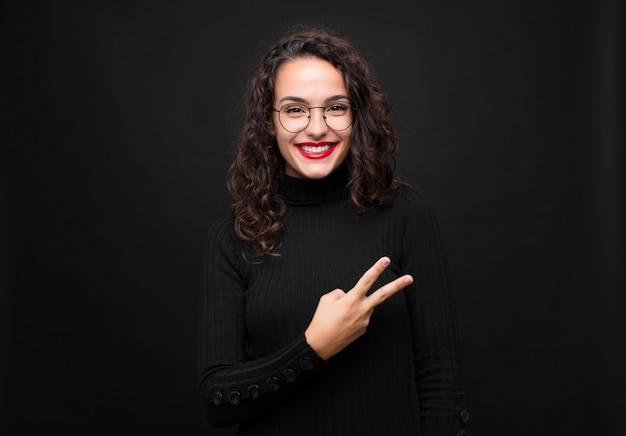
304,256,414,360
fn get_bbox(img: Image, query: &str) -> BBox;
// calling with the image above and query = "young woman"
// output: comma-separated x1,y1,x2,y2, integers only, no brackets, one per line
199,25,469,435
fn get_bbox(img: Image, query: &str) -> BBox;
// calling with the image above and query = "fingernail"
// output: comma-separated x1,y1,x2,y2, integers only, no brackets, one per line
381,257,390,266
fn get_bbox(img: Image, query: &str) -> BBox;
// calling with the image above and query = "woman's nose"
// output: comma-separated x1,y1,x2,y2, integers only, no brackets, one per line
305,107,329,136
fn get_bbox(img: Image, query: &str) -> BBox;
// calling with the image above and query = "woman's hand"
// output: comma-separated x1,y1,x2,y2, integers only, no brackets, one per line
304,256,413,360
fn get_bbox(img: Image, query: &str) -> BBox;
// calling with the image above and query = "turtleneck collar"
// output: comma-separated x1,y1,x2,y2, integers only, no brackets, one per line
281,164,350,206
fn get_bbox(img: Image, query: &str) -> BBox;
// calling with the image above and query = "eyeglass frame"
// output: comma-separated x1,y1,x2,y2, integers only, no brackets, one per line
272,101,356,133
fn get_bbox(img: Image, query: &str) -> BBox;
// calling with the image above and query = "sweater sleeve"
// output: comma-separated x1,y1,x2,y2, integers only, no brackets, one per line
400,189,470,435
197,218,324,428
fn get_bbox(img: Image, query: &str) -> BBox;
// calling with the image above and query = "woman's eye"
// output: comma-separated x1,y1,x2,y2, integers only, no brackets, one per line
285,106,307,114
327,103,348,113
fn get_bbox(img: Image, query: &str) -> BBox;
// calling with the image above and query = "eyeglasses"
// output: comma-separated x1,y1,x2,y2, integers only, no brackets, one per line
273,101,354,133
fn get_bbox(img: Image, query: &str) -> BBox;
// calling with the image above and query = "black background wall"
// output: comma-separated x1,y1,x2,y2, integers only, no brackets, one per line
2,1,624,435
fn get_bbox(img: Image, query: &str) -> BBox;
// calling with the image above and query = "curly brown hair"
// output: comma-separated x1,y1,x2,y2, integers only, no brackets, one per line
227,24,406,259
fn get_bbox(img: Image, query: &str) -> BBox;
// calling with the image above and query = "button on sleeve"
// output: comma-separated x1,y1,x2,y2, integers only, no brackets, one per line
460,409,470,425
266,376,280,391
299,356,314,370
247,384,260,400
211,391,223,406
228,390,241,405
282,368,296,383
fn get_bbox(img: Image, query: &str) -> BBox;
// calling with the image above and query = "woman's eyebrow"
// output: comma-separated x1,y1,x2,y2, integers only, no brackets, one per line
324,94,350,103
277,96,308,105
277,94,350,105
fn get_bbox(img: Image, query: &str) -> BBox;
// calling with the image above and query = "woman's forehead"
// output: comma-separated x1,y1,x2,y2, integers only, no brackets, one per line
274,57,347,103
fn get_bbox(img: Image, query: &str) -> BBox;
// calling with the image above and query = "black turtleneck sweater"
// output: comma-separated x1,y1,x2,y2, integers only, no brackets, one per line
199,168,469,435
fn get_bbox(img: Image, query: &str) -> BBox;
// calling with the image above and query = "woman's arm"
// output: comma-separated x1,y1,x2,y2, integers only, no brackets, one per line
198,218,325,427
401,189,470,435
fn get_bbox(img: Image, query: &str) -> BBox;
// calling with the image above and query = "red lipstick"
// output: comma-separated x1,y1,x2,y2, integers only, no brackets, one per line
296,142,337,159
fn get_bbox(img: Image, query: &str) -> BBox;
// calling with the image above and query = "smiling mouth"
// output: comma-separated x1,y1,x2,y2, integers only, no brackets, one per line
296,142,337,159
301,144,332,153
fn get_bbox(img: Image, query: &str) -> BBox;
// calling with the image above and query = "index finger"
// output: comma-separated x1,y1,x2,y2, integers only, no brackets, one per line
350,256,392,296
366,274,413,308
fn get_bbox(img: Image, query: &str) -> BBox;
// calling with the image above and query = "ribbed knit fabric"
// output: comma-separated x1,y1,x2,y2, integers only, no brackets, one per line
199,166,469,435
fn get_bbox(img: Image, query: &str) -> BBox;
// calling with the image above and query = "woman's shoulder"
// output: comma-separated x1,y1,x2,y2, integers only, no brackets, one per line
388,182,445,232
393,182,436,213
206,214,239,247
208,213,234,232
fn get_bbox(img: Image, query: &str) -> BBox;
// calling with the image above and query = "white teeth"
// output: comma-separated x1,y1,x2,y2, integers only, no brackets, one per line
300,144,331,153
